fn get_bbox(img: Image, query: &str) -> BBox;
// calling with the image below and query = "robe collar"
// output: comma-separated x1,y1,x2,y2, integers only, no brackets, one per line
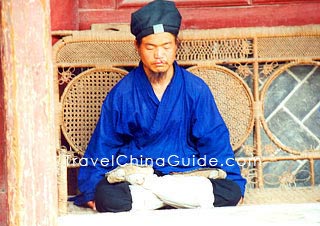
134,61,184,134
136,61,182,104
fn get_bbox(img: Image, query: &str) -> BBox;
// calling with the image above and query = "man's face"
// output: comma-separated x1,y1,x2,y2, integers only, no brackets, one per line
136,32,178,77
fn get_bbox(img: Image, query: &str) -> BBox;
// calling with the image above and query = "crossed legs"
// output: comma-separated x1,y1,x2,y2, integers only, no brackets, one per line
94,177,242,212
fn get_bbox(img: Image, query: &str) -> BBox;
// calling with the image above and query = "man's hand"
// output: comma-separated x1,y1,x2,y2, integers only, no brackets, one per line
87,201,96,210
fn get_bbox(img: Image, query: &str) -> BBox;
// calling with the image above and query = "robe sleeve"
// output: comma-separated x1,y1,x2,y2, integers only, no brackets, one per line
74,95,127,206
191,84,247,197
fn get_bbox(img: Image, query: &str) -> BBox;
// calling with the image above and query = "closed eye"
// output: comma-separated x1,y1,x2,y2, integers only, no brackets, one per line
145,44,155,50
163,44,172,49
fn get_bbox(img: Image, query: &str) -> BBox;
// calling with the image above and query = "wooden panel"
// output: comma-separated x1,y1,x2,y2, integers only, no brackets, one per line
180,4,320,28
253,0,320,4
78,2,320,30
50,0,79,30
51,0,79,44
117,0,250,8
79,0,116,9
175,0,250,7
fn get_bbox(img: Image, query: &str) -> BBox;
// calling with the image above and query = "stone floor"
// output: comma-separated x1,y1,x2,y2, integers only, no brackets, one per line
58,203,320,226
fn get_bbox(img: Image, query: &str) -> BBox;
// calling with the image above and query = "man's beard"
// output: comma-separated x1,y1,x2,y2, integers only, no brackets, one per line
147,64,169,82
150,71,166,80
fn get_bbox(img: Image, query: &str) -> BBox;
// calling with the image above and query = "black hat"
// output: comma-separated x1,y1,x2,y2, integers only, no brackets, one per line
130,0,182,41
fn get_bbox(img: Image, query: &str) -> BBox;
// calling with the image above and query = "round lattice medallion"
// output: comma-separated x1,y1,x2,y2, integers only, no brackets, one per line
61,67,127,155
188,65,254,151
261,61,320,154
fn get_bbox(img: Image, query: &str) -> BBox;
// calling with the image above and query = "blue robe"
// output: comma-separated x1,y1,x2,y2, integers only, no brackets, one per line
74,61,246,206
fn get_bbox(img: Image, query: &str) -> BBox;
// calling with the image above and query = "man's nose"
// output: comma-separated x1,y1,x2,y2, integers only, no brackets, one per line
154,47,164,58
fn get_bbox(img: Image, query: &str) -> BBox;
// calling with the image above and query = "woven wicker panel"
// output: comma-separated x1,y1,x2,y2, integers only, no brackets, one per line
56,41,139,66
188,65,254,150
55,38,252,66
177,39,252,61
244,187,320,205
257,36,320,58
61,67,127,155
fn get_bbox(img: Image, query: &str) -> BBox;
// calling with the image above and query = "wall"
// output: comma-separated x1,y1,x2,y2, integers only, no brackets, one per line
51,0,320,31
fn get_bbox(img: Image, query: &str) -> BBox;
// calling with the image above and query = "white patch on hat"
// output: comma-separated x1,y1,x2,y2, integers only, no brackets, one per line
153,24,164,34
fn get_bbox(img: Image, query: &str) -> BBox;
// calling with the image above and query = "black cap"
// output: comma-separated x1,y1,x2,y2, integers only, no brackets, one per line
130,0,182,41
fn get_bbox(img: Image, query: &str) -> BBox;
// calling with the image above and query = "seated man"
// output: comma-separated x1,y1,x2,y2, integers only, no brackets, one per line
73,0,246,212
